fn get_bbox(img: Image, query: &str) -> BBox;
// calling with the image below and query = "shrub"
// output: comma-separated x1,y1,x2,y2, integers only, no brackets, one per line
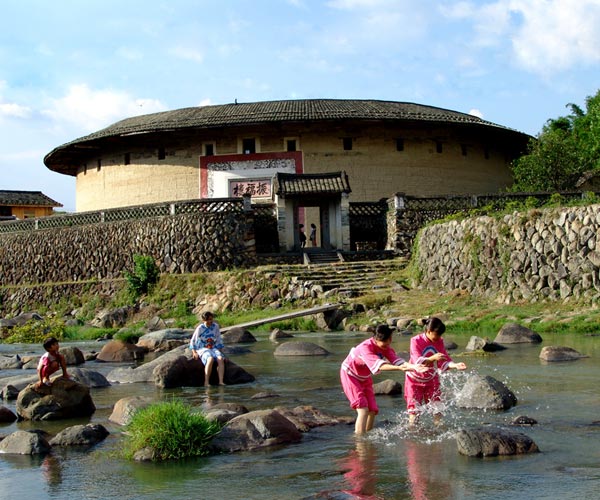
124,255,160,298
123,400,221,461
3,316,65,344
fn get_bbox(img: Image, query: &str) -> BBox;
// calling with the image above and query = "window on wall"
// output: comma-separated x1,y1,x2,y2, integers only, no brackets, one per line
158,147,166,160
461,144,468,156
204,143,215,156
343,137,353,151
436,141,443,154
124,153,131,165
242,138,256,154
97,159,102,171
396,138,404,152
286,139,297,152
83,164,87,175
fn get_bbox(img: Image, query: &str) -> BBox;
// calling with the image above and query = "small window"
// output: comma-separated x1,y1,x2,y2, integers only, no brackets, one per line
204,143,214,156
396,138,404,152
343,137,353,151
242,138,256,154
461,144,467,156
97,159,101,171
83,164,87,175
286,139,297,152
158,147,166,160
436,141,443,154
124,153,131,165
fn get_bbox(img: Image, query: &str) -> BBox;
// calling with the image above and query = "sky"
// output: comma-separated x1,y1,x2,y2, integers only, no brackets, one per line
1,0,600,212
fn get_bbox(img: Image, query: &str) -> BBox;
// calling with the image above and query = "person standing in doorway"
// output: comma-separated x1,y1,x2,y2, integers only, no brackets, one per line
299,224,307,248
309,223,317,247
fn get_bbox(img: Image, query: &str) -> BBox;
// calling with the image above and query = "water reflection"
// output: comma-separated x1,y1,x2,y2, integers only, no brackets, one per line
339,439,381,500
41,454,63,488
405,440,451,500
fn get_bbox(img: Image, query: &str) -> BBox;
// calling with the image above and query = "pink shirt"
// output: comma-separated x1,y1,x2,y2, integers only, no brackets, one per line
406,332,452,384
341,337,405,381
37,351,57,371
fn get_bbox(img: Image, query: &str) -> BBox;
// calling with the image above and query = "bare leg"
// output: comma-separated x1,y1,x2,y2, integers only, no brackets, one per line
365,412,376,432
433,413,443,426
217,357,226,385
355,408,369,434
204,357,214,387
408,413,419,427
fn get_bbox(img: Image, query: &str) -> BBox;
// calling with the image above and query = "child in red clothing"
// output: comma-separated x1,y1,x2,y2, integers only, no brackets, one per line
404,317,466,426
36,336,69,388
340,324,426,434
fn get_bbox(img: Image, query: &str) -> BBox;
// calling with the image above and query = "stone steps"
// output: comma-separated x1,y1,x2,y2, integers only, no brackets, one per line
264,257,409,297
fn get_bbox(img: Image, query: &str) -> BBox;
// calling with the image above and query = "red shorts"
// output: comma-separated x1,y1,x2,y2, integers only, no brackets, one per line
404,377,441,414
340,369,378,414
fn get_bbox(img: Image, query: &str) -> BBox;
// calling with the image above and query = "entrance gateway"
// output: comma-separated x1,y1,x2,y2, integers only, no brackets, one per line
274,171,352,252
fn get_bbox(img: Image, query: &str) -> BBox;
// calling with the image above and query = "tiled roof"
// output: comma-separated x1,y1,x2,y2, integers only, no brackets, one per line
45,99,530,174
0,190,62,207
275,171,351,196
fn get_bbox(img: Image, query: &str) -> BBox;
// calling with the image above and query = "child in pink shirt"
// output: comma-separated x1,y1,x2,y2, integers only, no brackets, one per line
36,336,69,388
404,317,466,426
341,324,425,434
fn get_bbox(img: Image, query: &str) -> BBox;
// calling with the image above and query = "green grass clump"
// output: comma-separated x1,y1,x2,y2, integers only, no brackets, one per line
123,400,222,461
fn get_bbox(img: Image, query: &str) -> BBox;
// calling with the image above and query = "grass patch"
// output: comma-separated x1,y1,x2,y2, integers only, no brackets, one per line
123,400,222,461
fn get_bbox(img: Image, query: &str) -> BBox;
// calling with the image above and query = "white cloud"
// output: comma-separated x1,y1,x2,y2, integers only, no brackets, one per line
441,0,600,75
42,84,167,132
0,102,32,119
469,108,484,118
198,98,213,106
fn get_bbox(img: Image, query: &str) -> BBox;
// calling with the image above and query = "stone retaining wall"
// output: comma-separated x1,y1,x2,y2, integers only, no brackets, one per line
416,204,600,303
0,212,256,288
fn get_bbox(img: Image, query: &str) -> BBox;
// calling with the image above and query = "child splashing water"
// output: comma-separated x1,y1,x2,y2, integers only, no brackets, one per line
341,325,427,435
405,317,467,427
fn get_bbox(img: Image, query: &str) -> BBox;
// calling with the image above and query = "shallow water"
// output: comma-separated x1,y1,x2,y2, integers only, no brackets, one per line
1,331,599,500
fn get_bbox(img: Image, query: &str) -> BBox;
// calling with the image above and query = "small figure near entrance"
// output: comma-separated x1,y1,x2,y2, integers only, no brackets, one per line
309,223,317,247
190,311,226,386
299,224,307,248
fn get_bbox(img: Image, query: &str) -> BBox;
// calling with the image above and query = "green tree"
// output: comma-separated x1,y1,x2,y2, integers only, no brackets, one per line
511,89,600,191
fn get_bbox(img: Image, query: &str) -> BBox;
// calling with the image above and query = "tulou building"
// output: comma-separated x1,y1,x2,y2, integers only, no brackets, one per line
43,98,530,252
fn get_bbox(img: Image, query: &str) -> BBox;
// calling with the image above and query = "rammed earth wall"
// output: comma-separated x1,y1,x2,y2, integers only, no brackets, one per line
416,204,600,303
0,211,256,287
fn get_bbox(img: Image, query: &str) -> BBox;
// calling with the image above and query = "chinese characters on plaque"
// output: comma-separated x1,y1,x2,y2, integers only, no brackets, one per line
229,178,272,199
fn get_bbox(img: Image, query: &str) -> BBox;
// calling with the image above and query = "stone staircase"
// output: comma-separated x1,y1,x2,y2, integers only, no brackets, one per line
266,255,410,297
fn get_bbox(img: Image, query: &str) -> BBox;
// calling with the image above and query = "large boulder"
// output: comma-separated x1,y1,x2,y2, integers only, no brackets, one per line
314,309,350,331
273,405,354,432
0,430,51,455
49,424,109,447
0,354,23,369
16,378,96,421
60,346,85,366
221,327,257,344
465,336,506,352
455,374,517,410
274,341,330,356
0,312,43,330
373,379,403,395
68,367,111,388
0,405,18,422
210,409,302,452
153,354,255,388
109,396,155,426
106,345,255,388
96,340,148,362
136,329,190,352
539,346,589,362
456,427,539,457
494,323,542,344
91,306,134,328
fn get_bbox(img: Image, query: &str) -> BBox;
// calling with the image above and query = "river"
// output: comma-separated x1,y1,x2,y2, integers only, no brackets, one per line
0,330,599,500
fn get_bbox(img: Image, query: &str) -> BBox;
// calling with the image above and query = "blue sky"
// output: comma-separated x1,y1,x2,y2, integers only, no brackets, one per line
2,0,600,212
